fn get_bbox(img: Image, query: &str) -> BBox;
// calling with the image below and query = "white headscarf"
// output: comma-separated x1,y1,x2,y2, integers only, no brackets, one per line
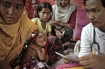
52,0,77,23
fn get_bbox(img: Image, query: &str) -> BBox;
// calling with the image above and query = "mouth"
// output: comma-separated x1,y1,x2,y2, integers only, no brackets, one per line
6,17,15,21
92,21,98,25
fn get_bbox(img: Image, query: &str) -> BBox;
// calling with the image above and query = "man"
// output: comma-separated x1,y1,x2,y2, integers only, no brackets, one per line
78,0,105,69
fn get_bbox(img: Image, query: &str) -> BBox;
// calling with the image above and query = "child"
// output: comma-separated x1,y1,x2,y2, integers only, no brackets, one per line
47,26,73,66
16,32,49,69
31,2,52,36
21,32,48,63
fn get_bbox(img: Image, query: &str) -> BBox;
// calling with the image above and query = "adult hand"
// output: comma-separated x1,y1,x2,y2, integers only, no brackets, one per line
64,55,78,63
78,54,105,69
50,21,60,26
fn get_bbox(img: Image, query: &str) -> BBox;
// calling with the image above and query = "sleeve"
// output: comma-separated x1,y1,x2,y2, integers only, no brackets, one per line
31,18,36,24
69,8,77,29
78,26,92,57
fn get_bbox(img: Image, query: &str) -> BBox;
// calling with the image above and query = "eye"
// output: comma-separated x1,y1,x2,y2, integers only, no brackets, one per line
16,5,23,10
38,36,41,39
94,10,99,13
43,39,47,42
2,2,10,8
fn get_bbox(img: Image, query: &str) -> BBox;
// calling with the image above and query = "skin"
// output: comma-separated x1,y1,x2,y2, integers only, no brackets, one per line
64,0,105,69
50,0,71,28
34,33,47,47
38,8,52,36
0,0,25,69
0,0,24,24
78,0,105,69
85,0,105,32
54,29,64,39
21,33,47,66
58,0,70,8
31,0,38,10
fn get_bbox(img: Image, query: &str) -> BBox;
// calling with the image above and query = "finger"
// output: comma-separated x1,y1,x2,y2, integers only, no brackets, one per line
79,59,90,66
78,55,90,61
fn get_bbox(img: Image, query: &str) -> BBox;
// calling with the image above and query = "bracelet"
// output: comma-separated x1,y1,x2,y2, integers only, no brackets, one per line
61,22,62,26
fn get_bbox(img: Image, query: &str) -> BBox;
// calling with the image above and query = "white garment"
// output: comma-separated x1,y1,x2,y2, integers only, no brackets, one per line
52,3,76,23
78,23,105,57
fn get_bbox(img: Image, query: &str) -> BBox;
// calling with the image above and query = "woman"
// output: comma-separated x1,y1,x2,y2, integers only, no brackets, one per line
0,0,37,68
50,0,77,30
27,0,40,19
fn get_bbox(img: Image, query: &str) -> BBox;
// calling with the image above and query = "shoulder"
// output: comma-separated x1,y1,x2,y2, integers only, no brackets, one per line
83,23,93,31
31,18,39,22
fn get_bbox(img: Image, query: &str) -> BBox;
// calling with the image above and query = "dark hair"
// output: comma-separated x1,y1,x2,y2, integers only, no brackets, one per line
84,0,105,8
0,0,26,6
36,2,52,21
52,26,73,43
23,0,26,6
30,0,40,4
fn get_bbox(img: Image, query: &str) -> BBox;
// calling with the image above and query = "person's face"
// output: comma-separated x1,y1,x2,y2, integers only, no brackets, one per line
31,0,38,10
0,0,24,24
38,8,51,22
58,0,70,8
54,29,64,39
85,0,105,30
35,33,47,47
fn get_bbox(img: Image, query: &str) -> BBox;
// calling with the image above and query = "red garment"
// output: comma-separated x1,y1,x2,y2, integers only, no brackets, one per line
69,8,77,29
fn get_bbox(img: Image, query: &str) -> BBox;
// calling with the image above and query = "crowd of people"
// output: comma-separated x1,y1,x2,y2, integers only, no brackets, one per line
0,0,105,69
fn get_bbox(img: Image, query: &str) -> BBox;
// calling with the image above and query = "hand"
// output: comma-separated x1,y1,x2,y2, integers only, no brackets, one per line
64,55,78,63
50,21,60,26
0,60,11,69
62,41,70,47
78,54,105,69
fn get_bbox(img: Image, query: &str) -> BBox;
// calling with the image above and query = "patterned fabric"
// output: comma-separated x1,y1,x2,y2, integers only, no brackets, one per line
22,56,50,69
47,36,64,66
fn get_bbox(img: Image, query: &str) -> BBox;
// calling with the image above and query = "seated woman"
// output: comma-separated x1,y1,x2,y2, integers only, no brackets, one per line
50,0,77,32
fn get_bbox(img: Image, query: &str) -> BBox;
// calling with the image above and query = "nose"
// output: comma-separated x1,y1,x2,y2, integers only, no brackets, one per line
44,13,48,17
88,12,95,21
8,7,14,15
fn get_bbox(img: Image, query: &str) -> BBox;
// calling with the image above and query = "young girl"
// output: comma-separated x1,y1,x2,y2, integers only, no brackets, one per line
20,32,48,65
13,32,49,69
31,2,52,36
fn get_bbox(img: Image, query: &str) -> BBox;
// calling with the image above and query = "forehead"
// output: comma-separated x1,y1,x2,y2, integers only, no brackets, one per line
58,0,70,1
2,0,24,5
85,0,103,9
38,33,47,37
31,0,37,3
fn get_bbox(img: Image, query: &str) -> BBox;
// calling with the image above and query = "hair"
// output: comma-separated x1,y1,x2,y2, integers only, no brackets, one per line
30,0,40,4
51,26,73,43
36,2,52,21
0,0,26,6
84,0,105,8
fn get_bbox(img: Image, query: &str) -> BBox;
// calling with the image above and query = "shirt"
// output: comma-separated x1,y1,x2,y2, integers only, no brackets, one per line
78,23,105,57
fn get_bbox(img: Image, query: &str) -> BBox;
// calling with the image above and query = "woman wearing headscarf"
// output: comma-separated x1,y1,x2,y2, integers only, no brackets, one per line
50,0,77,30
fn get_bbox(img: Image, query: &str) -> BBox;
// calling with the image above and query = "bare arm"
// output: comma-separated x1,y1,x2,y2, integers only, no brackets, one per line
0,60,12,69
36,48,45,61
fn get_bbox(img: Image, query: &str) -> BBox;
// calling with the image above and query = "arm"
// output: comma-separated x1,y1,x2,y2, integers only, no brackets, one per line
36,48,45,61
78,25,105,69
50,9,77,29
0,60,11,69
